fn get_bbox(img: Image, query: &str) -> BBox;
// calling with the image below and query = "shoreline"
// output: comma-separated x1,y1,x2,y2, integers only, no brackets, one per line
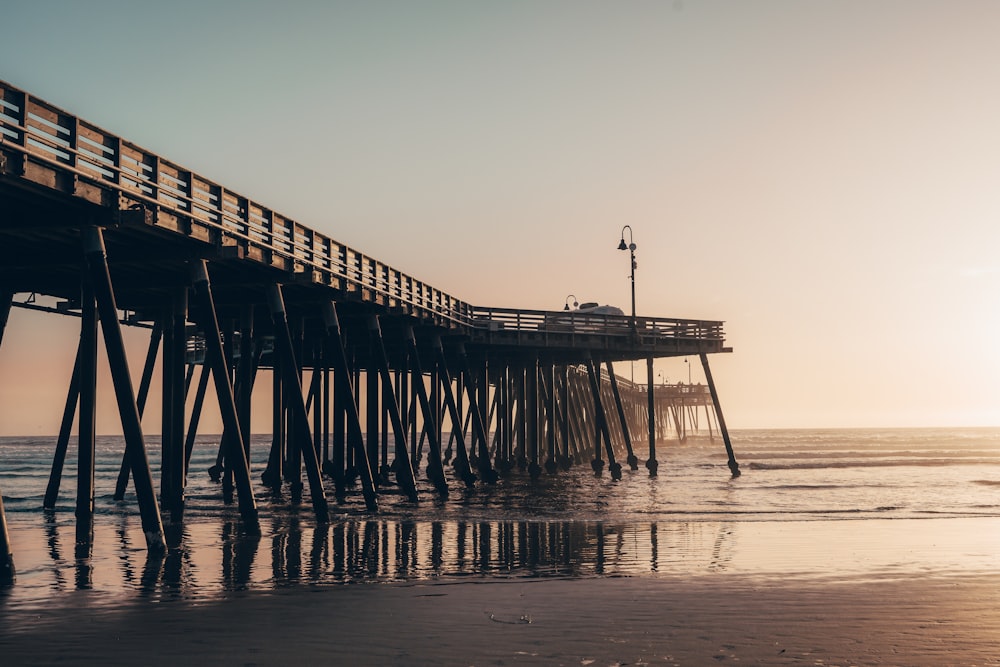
3,572,1000,665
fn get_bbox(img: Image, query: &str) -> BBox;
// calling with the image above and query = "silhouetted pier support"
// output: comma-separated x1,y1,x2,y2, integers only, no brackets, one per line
267,284,330,522
645,357,658,476
83,227,166,552
699,352,740,478
0,288,15,584
403,325,448,497
586,358,621,480
321,302,378,511
113,321,162,500
43,343,82,509
191,261,261,534
433,335,476,487
367,315,419,501
606,361,639,470
75,282,97,547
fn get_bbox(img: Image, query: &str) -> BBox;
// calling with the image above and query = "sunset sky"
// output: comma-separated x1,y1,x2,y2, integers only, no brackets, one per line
1,1,999,433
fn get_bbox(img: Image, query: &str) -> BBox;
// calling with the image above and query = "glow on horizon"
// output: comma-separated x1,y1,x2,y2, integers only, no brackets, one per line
1,1,999,434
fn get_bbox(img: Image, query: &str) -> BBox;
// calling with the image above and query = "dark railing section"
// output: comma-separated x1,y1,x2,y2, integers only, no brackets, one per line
0,80,726,348
0,80,473,326
468,306,724,341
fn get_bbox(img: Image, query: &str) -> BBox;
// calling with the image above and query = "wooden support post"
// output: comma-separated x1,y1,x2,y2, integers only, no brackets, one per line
403,325,448,498
646,357,658,476
585,358,621,480
236,306,255,463
605,360,639,470
699,353,740,478
43,341,82,509
310,346,322,471
0,485,12,585
558,366,572,470
542,364,558,474
432,335,476,487
323,338,346,499
513,366,527,468
323,360,331,465
320,302,377,510
366,364,382,485
262,361,284,490
189,260,261,534
567,372,590,464
457,345,498,484
0,290,13,584
113,321,162,500
169,289,188,521
266,284,330,522
525,358,541,479
367,315,418,501
283,319,303,502
184,363,210,475
161,289,187,522
75,280,97,547
82,227,165,551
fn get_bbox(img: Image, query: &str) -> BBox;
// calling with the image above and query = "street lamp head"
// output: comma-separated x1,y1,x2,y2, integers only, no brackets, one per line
617,238,628,251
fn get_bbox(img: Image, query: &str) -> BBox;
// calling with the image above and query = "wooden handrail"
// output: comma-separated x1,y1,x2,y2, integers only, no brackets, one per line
0,79,726,349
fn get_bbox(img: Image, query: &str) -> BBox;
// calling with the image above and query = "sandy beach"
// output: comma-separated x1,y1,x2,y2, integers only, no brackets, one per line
3,572,1000,666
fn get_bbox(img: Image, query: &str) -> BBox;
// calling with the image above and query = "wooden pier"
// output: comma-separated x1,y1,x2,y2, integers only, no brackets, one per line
0,79,738,584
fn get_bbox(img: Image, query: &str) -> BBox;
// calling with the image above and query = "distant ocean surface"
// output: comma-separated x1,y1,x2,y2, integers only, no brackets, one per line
2,427,1000,612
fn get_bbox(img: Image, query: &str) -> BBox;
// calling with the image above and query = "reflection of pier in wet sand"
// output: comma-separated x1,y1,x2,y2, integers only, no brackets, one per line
0,79,739,583
26,517,734,602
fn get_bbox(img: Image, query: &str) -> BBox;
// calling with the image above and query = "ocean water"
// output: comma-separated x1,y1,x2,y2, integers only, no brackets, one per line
2,427,1000,612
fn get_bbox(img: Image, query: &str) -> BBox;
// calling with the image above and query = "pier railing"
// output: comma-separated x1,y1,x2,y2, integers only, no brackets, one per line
0,79,726,348
0,80,472,325
468,306,724,342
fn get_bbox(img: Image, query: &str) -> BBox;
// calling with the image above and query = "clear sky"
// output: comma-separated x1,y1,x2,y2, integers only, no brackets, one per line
1,0,999,433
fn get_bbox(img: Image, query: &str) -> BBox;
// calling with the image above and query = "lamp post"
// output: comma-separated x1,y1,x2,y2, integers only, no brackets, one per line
564,294,579,311
617,225,636,330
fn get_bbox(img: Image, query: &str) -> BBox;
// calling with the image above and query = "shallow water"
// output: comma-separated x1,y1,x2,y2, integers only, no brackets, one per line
2,428,1000,614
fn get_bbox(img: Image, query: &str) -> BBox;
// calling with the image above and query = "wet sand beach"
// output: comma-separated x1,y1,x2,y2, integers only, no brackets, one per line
4,430,1000,665
3,572,1000,666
